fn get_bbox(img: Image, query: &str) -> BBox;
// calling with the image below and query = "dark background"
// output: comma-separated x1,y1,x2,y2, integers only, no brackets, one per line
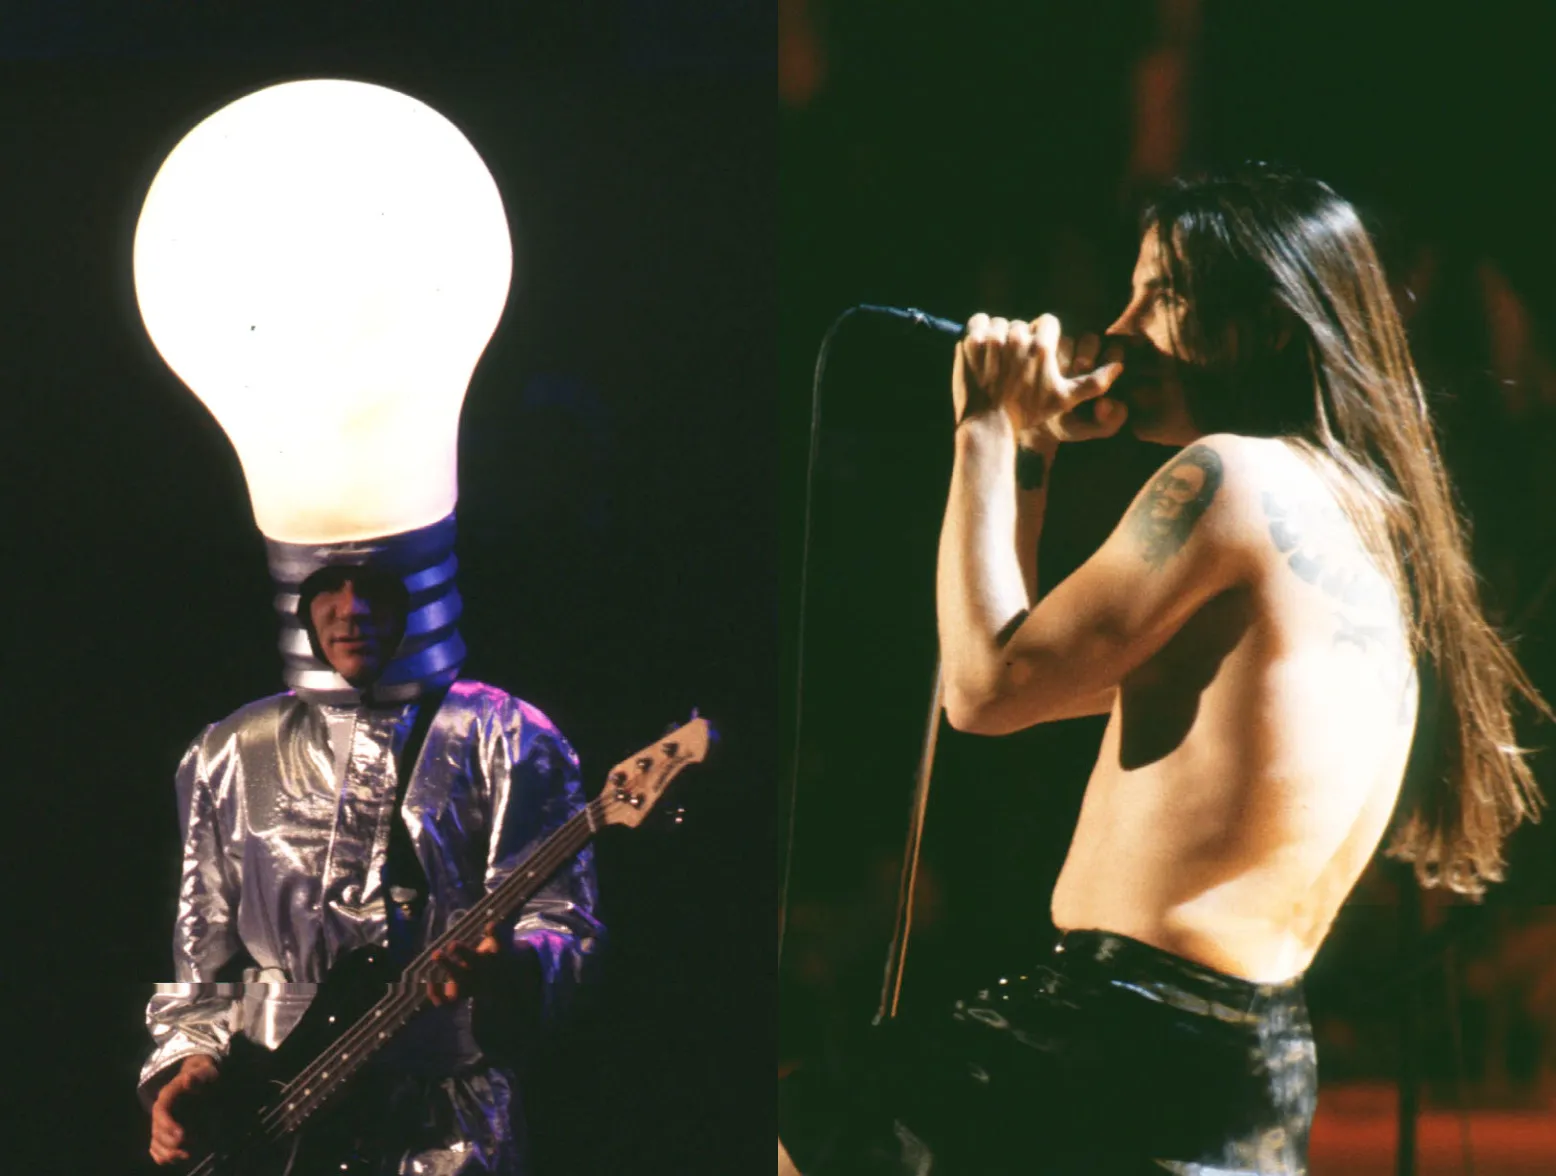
1,4,773,1174
780,0,1556,1165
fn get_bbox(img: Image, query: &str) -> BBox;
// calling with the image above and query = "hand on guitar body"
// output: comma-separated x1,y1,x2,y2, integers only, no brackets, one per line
148,1053,219,1166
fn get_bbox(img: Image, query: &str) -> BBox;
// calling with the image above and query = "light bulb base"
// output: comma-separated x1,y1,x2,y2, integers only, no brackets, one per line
267,513,466,705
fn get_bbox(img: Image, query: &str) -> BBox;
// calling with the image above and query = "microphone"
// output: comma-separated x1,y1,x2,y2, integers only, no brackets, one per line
858,303,1154,423
857,304,964,337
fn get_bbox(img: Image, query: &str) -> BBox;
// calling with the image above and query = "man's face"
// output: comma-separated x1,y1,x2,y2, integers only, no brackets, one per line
308,575,407,686
1103,224,1202,446
1146,464,1205,529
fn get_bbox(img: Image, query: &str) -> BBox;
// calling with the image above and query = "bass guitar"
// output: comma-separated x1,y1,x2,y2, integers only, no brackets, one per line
184,714,714,1174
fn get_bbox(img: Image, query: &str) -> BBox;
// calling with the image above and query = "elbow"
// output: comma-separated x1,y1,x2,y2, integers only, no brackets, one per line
942,682,1011,735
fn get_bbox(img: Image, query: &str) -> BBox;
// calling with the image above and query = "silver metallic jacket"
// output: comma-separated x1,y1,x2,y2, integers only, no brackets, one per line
141,676,604,1170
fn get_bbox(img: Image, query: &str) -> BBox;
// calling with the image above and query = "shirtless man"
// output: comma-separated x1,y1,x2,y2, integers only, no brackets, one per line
781,167,1545,1174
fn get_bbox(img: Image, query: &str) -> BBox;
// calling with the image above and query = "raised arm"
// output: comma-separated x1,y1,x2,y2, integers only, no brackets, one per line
937,314,1256,734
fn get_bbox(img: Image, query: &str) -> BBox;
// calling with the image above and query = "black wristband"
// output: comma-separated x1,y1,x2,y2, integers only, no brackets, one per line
1016,446,1048,491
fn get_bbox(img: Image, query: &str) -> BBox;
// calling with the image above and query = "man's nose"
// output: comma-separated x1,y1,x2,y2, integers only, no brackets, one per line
339,583,373,616
1104,304,1136,338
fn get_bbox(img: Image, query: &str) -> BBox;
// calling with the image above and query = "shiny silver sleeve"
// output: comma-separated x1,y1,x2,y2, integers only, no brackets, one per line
138,726,245,1109
488,704,606,1025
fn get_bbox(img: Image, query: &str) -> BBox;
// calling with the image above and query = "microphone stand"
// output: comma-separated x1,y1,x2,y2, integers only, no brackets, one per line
875,664,945,1024
1396,866,1421,1176
782,305,959,1032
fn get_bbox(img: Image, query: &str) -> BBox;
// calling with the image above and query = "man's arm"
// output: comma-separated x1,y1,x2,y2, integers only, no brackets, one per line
483,702,606,1028
939,430,1253,734
142,726,245,1165
1014,432,1117,721
938,312,1134,730
140,728,245,1104
429,699,607,1056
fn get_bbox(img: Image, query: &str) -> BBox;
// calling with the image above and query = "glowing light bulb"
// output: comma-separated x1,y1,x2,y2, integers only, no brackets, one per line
132,78,513,544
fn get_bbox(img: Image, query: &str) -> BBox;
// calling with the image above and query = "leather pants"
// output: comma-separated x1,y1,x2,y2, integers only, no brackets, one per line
780,930,1318,1175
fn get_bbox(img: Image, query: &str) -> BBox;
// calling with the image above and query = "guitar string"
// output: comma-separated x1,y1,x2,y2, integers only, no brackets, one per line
249,797,607,1142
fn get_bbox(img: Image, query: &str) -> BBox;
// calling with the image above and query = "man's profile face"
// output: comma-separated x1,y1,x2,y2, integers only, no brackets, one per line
307,572,407,686
1103,223,1201,446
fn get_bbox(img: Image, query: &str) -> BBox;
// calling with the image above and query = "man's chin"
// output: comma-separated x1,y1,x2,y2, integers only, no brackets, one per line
1123,401,1168,443
1118,386,1199,446
331,658,382,687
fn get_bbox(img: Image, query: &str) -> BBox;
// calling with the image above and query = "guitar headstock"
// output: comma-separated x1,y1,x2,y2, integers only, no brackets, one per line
599,715,715,828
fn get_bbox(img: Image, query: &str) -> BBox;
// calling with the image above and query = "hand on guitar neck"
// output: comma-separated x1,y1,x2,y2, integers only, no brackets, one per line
148,1053,219,1166
425,920,543,1013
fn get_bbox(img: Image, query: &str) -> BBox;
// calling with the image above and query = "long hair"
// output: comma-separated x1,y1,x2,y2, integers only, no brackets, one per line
1144,165,1548,896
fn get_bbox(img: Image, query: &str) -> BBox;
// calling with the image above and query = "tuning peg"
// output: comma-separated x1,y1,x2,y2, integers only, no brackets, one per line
663,719,680,736
689,706,700,720
659,804,686,829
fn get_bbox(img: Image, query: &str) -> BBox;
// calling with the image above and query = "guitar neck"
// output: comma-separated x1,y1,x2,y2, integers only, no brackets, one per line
418,795,604,964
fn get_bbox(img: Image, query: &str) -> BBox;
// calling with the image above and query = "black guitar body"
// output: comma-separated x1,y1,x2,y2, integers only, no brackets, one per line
194,944,405,1176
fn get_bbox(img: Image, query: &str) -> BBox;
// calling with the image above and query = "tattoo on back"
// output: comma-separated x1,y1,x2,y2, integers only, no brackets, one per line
1015,446,1048,491
1126,444,1224,567
1261,491,1392,611
1261,486,1415,725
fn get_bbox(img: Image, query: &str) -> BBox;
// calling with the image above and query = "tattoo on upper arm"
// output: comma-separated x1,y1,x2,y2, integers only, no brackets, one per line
1126,444,1224,567
1015,447,1048,491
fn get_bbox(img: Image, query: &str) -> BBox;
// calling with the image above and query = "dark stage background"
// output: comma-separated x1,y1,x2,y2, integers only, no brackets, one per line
781,1,1556,1170
2,5,773,1174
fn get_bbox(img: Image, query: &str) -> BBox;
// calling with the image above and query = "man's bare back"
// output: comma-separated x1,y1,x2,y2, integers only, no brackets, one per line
1052,435,1418,982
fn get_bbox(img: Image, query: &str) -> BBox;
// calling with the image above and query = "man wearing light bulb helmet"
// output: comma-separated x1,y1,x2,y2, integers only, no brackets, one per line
133,81,604,1173
142,519,604,1172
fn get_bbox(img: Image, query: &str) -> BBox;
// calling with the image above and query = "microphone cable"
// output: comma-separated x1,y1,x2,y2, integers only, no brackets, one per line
778,304,962,972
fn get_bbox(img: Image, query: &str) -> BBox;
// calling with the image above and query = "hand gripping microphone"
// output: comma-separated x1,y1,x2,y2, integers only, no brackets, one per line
857,304,1146,425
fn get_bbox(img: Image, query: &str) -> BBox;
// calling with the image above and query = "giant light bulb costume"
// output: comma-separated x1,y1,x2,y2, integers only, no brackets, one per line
134,80,602,1173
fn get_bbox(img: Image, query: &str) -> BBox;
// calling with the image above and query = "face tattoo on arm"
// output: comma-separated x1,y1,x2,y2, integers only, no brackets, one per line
1126,444,1224,567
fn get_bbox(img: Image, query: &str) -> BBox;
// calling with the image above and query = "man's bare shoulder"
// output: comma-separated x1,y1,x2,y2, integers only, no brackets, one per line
1119,433,1284,571
1192,434,1409,641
